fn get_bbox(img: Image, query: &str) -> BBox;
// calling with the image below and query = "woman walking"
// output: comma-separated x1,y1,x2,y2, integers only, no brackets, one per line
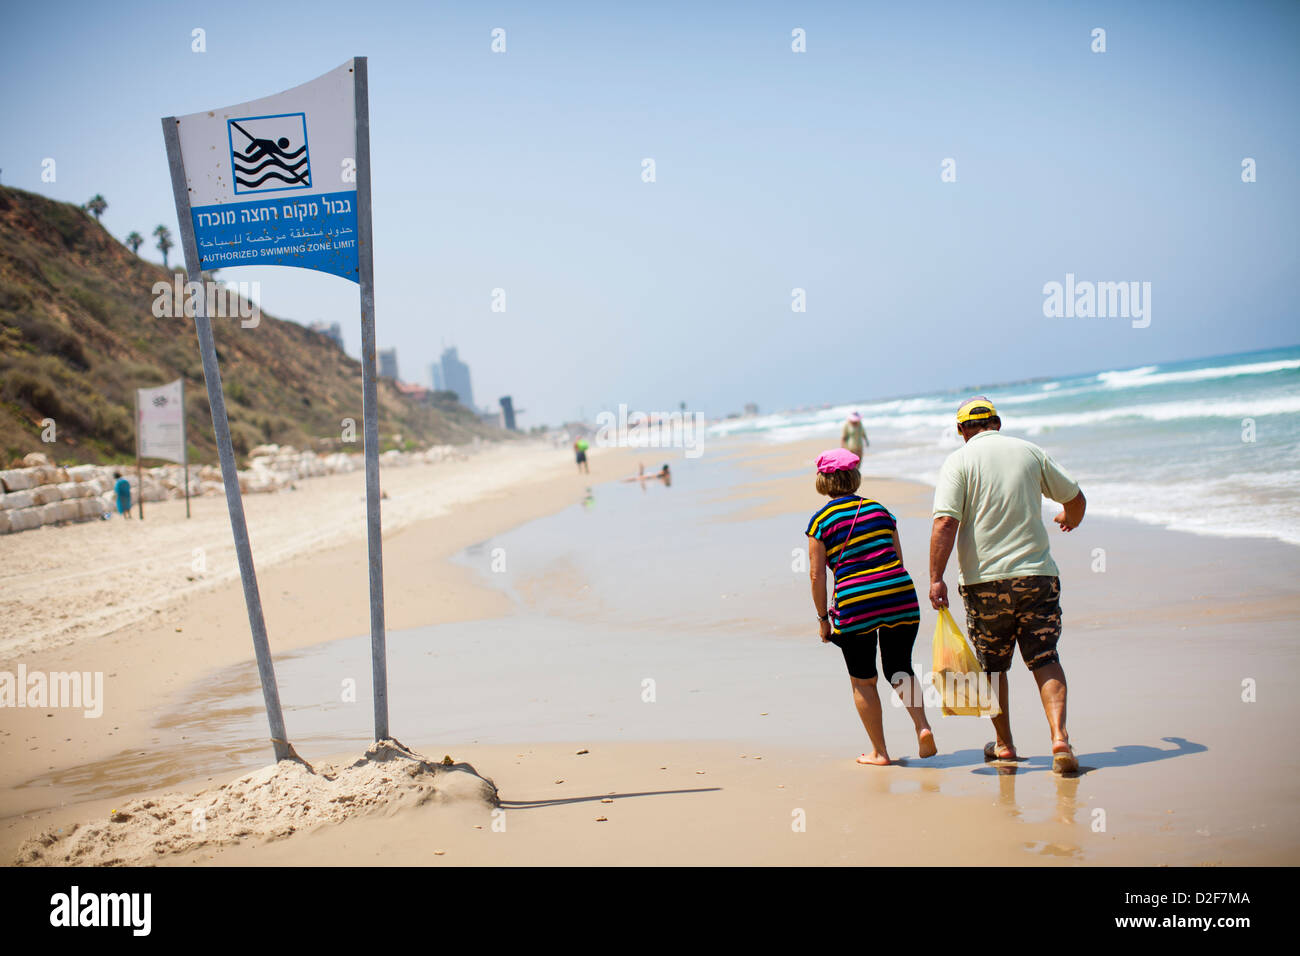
805,449,935,764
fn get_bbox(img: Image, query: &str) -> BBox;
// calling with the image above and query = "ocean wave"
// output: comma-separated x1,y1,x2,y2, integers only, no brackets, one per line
728,393,1300,443
1083,477,1300,546
864,394,1300,433
1097,358,1300,390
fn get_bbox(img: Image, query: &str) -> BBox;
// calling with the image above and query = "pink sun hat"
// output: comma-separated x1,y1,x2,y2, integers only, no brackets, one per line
847,411,862,422
816,448,860,473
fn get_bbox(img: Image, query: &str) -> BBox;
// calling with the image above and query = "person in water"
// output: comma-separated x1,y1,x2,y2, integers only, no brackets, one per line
113,471,132,519
841,412,868,458
621,463,671,487
805,449,935,764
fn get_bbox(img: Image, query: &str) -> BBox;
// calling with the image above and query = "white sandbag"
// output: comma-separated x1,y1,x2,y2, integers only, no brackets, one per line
57,481,91,499
0,469,34,492
29,465,62,485
40,500,76,524
9,508,45,531
140,482,167,503
30,484,64,505
0,511,10,534
3,490,36,510
65,464,98,482
77,498,104,519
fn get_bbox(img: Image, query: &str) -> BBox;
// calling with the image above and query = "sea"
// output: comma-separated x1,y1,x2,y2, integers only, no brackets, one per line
709,345,1300,547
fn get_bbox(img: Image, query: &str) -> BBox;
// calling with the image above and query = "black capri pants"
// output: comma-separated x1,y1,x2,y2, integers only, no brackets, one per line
830,619,919,681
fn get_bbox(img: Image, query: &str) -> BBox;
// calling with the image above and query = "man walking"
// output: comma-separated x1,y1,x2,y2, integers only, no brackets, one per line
928,397,1086,773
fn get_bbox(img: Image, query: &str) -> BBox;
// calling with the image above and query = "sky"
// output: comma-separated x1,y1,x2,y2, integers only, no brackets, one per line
2,0,1297,427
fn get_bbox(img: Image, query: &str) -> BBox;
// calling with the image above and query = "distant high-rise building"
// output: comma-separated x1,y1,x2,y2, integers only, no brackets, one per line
499,396,517,431
309,320,343,349
430,362,445,391
378,348,399,380
438,346,474,409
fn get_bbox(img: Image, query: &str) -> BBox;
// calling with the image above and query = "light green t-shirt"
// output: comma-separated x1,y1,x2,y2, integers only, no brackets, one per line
932,430,1080,585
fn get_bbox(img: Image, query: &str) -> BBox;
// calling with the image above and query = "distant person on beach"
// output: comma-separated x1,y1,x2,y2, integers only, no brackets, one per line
113,471,132,519
573,437,590,474
621,463,671,487
805,448,936,765
841,412,868,458
928,397,1086,774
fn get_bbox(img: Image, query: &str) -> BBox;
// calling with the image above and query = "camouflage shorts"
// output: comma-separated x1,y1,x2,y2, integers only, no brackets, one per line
957,575,1062,672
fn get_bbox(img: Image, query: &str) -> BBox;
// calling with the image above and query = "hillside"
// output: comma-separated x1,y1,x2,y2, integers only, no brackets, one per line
0,186,507,467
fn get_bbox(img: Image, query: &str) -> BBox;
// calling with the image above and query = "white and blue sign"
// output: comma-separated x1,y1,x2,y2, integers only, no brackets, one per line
171,61,360,282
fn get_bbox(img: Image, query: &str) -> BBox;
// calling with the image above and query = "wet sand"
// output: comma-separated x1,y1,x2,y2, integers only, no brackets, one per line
2,435,1297,865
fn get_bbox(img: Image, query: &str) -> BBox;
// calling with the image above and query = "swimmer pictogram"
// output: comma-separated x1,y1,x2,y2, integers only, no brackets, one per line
227,112,311,193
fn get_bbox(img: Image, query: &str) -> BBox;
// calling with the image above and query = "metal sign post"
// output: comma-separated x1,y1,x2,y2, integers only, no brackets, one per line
181,377,191,519
160,118,292,763
353,58,388,742
134,389,143,519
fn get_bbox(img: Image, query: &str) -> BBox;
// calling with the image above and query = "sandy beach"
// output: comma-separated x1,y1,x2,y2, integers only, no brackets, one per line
3,434,1296,867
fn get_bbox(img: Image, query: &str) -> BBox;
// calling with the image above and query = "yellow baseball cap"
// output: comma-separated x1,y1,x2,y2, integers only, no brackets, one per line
956,396,998,424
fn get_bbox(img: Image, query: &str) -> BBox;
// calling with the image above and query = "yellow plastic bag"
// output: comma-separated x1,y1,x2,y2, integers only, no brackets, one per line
931,607,1000,717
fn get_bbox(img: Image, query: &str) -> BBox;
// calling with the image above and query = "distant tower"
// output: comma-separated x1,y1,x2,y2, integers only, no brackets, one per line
430,362,445,391
499,396,517,431
439,346,474,409
378,348,399,380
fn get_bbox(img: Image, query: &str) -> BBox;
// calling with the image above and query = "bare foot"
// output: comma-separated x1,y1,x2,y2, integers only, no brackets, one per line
856,751,890,766
917,728,937,758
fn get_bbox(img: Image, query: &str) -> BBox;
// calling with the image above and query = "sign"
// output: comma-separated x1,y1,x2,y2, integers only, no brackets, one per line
163,56,388,761
172,60,360,281
137,379,185,463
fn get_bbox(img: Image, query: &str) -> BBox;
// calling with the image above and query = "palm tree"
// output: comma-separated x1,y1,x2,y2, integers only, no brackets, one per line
86,194,107,221
153,225,174,268
125,231,144,255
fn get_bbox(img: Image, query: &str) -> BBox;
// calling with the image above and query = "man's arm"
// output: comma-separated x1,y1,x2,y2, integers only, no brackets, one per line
928,516,959,609
1053,490,1086,532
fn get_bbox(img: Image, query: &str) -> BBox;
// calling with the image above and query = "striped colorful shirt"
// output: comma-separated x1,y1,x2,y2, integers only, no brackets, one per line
806,495,921,634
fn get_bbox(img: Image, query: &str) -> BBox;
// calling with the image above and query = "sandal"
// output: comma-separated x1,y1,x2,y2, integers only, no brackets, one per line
983,741,1017,761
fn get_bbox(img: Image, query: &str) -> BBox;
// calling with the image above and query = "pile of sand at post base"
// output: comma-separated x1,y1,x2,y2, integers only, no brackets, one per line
13,739,497,867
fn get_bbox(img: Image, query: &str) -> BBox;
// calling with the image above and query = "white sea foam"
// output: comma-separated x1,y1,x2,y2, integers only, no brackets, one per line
710,349,1300,546
1096,358,1300,390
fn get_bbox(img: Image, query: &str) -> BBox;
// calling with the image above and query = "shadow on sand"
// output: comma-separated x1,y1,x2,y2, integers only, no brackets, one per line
967,735,1208,778
892,735,1206,778
499,787,722,809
